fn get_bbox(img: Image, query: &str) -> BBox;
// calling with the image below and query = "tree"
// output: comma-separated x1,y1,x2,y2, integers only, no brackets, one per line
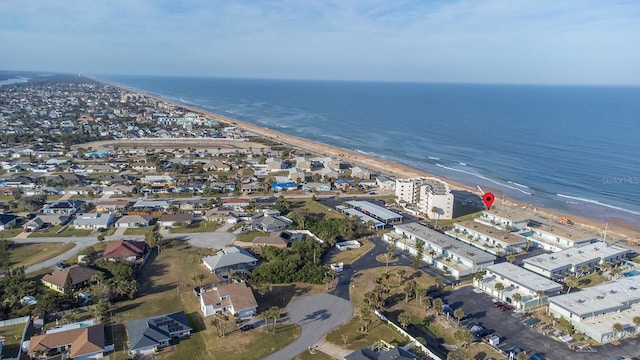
63,273,75,299
564,275,579,294
474,272,484,284
398,311,411,329
633,316,640,332
93,298,109,324
433,276,444,290
447,349,466,360
453,308,465,323
424,296,433,310
431,206,440,228
397,269,406,285
536,290,545,306
433,298,444,315
385,244,395,273
512,293,522,308
506,254,516,263
453,329,473,345
516,352,529,360
413,239,424,267
495,282,504,298
403,280,417,302
359,304,372,333
580,264,590,277
341,334,350,345
612,323,624,338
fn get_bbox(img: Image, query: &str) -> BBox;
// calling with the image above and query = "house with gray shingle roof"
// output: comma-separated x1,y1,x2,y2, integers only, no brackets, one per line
202,246,258,279
126,311,192,355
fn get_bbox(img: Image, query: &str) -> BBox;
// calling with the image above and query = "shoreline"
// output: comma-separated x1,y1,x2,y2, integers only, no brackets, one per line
95,77,640,243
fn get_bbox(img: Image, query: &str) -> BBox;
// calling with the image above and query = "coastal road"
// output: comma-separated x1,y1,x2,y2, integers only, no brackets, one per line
13,236,98,274
262,293,353,360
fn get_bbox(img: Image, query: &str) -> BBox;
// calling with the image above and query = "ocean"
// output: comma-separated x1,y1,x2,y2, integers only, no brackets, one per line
97,75,640,226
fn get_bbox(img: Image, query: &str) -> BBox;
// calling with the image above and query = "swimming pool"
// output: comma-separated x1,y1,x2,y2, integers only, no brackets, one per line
623,269,640,277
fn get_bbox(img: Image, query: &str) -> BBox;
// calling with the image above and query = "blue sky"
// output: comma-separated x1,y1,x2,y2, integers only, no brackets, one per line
1,0,639,85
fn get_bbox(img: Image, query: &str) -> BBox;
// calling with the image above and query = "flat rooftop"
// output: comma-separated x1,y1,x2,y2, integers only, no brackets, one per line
523,242,630,272
345,200,403,222
529,222,599,242
395,223,496,264
457,220,527,245
483,208,529,221
549,276,640,318
487,262,563,293
336,206,385,228
421,178,450,195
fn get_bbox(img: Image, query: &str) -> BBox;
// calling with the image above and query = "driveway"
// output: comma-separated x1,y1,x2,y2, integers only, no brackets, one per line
444,286,640,360
262,293,353,360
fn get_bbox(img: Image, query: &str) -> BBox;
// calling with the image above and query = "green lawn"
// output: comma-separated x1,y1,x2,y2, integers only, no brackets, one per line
295,349,334,360
0,228,24,238
325,317,406,350
170,221,221,234
9,241,76,268
235,230,267,243
0,322,27,358
577,272,609,288
28,226,92,238
291,199,346,220
123,227,154,236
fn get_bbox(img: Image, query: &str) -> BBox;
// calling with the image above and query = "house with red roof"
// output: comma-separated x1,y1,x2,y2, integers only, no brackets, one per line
102,240,147,262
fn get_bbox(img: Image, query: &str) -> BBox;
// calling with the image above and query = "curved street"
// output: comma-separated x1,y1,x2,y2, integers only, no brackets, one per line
262,293,353,360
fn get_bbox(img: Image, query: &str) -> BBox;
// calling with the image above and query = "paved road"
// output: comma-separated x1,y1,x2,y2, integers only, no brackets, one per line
14,236,98,274
262,293,353,360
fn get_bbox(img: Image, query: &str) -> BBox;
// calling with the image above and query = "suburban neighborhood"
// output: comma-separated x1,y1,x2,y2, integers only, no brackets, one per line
0,75,639,360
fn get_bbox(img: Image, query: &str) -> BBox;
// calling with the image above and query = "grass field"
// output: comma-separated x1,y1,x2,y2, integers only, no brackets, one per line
170,221,221,234
235,230,267,243
325,317,406,351
290,199,346,220
294,348,335,360
9,241,76,268
0,322,27,358
106,241,300,360
123,227,154,236
28,226,92,238
324,237,374,266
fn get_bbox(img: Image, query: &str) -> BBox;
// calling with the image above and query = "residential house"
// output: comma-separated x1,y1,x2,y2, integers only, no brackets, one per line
102,240,147,262
116,214,153,228
131,162,157,173
287,167,305,183
23,217,45,232
27,323,107,360
251,215,292,233
132,199,171,211
241,182,262,194
95,200,130,213
85,164,118,173
126,311,192,356
0,213,19,230
350,166,371,180
158,213,193,228
33,214,70,227
319,167,339,182
42,200,85,215
64,186,99,197
335,178,355,191
41,265,102,294
102,184,135,196
202,159,231,171
252,232,289,249
293,157,311,170
265,157,284,171
199,282,259,318
221,198,251,211
73,212,114,230
202,246,258,279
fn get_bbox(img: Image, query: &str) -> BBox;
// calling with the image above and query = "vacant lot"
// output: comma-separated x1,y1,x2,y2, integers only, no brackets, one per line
0,322,27,358
28,226,92,237
9,241,76,268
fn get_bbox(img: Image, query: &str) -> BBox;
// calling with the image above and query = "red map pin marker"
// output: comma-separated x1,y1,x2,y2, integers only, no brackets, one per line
483,192,495,210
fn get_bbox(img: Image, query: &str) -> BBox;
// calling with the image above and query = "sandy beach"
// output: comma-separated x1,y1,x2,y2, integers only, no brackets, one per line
98,80,640,244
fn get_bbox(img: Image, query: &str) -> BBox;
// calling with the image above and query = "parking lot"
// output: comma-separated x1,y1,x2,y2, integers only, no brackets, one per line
443,286,640,360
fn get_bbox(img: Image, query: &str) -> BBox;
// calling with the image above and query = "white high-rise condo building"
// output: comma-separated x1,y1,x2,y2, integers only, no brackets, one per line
395,178,454,219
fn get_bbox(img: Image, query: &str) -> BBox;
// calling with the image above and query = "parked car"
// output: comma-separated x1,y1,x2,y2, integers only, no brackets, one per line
239,324,254,332
55,262,67,270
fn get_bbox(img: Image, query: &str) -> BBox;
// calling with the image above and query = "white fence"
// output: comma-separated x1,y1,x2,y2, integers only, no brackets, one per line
374,310,442,360
0,316,29,328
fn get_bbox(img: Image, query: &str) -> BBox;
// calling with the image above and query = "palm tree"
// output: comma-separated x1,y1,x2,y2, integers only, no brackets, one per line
474,272,484,284
398,311,411,329
359,304,372,333
404,280,417,302
506,254,516,263
634,316,640,333
397,269,406,285
431,206,440,228
565,275,579,293
512,293,522,309
433,298,444,315
495,282,504,299
536,290,545,307
210,318,221,337
612,322,624,338
385,245,395,273
453,308,465,323
433,276,444,290
580,264,590,277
